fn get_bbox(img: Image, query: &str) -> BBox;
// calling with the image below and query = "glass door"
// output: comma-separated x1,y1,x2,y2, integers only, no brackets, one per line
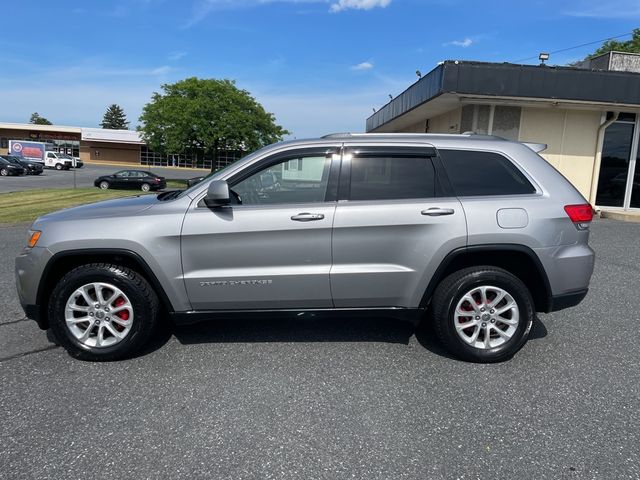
596,113,639,209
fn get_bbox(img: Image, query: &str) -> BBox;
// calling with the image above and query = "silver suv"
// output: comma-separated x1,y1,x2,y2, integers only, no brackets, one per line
15,133,595,362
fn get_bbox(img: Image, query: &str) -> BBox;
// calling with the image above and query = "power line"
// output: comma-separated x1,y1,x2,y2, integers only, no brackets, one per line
513,31,634,63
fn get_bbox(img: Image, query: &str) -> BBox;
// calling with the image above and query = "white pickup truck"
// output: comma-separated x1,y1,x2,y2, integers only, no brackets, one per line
44,151,83,170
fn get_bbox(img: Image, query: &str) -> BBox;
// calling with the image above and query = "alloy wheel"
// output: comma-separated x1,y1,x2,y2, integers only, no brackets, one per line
454,285,519,349
64,282,134,348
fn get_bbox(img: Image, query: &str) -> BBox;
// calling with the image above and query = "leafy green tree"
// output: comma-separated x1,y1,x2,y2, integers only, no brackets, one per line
591,28,640,57
138,78,288,162
29,112,52,125
100,104,129,129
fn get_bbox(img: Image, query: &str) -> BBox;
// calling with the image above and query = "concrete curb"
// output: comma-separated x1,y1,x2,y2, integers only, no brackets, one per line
599,210,640,223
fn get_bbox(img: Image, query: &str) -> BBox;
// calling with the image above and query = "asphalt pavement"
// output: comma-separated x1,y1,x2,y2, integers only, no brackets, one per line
0,163,205,193
0,219,638,479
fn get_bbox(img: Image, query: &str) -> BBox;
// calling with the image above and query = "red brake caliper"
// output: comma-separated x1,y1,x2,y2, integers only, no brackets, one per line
113,297,129,331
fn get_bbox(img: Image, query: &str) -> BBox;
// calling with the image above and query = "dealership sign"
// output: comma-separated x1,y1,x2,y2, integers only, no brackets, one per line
9,141,46,161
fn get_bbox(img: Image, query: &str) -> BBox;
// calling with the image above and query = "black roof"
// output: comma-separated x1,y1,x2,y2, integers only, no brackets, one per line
366,60,640,132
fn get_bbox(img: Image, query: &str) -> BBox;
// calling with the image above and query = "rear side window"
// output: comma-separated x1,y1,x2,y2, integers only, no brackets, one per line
349,156,435,201
439,149,535,196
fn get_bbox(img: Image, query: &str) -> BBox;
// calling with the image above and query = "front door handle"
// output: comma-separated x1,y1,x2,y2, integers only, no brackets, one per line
291,212,325,222
421,207,455,216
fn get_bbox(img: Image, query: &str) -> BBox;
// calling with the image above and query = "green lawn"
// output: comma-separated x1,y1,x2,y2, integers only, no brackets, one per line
0,188,149,224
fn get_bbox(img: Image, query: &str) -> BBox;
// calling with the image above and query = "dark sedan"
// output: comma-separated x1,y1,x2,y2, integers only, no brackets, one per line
94,170,167,192
0,156,26,176
1,155,43,175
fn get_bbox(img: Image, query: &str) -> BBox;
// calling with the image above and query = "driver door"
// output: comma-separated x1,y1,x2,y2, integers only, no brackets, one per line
181,148,340,311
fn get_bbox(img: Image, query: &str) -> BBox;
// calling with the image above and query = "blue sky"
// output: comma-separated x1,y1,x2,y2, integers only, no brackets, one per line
1,0,638,138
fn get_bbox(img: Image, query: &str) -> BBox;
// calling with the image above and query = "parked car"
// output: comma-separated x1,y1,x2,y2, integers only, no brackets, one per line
0,156,26,176
1,155,43,175
186,175,206,187
94,170,167,192
16,133,595,363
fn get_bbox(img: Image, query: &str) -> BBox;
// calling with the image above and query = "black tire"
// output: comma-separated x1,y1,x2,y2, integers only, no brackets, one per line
431,266,534,363
48,263,159,361
99,180,110,190
55,163,63,170
141,183,151,192
0,168,8,176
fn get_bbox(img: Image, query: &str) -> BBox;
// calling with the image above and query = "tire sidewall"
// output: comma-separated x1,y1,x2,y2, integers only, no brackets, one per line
100,181,109,190
141,183,150,192
0,168,7,176
49,267,150,359
441,270,534,361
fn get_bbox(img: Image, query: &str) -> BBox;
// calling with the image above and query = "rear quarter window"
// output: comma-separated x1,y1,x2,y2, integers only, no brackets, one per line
439,149,535,196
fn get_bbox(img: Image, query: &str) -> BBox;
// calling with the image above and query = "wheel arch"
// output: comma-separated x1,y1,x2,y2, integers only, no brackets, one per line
421,244,552,313
36,249,175,329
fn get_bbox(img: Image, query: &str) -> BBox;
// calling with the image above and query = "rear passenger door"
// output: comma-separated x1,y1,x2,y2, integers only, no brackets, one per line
331,146,466,308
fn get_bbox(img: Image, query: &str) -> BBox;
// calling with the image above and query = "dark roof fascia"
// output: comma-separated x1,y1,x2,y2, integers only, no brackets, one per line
366,60,640,132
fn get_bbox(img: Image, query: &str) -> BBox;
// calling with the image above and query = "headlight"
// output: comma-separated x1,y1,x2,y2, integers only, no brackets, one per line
27,230,41,248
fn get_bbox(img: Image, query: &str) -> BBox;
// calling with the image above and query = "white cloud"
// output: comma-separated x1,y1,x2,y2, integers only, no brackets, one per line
351,61,374,71
444,38,474,48
168,51,188,61
329,0,391,12
564,0,640,18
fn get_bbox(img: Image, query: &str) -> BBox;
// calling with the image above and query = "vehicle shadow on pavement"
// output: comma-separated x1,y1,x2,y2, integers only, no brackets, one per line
170,315,416,346
137,313,547,360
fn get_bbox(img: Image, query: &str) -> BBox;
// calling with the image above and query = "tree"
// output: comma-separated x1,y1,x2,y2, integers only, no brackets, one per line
101,104,129,129
29,112,52,125
138,78,288,162
590,28,640,57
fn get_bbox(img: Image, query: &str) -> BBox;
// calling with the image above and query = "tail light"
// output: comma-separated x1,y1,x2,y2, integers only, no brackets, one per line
154,177,162,183
564,204,593,230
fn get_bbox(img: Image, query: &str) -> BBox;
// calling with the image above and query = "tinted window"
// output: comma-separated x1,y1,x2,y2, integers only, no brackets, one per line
439,150,535,196
232,155,331,205
349,156,435,201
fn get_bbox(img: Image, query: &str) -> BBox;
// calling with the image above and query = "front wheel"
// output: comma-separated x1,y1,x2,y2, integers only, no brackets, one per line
431,266,534,363
0,168,8,176
99,181,110,190
48,263,159,361
55,163,63,170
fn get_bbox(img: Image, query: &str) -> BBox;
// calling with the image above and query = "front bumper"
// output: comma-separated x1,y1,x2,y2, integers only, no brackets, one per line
15,246,53,329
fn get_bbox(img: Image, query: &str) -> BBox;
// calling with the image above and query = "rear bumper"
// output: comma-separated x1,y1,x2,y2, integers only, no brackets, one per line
549,289,588,312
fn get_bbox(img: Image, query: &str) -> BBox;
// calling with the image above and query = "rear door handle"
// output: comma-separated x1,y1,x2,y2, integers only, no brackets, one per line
291,212,325,222
421,207,455,216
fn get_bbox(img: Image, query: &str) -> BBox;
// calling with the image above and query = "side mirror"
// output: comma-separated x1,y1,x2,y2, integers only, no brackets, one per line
204,179,231,207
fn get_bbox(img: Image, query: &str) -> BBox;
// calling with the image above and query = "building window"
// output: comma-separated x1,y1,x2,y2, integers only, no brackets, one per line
0,138,7,149
492,106,521,141
460,104,521,140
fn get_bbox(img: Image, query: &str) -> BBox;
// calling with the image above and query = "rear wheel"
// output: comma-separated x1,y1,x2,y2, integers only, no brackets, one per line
431,266,534,363
99,181,110,190
141,183,151,192
48,263,159,361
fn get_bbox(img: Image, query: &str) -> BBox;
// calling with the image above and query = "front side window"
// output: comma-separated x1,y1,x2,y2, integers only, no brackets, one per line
232,155,331,205
348,155,436,201
439,149,535,196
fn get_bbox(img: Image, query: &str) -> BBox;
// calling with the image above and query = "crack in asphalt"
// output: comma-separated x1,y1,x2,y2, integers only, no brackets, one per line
0,317,30,326
0,345,59,363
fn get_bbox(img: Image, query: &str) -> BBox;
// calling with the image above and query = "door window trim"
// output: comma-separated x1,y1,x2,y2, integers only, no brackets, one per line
195,146,341,209
338,147,443,202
